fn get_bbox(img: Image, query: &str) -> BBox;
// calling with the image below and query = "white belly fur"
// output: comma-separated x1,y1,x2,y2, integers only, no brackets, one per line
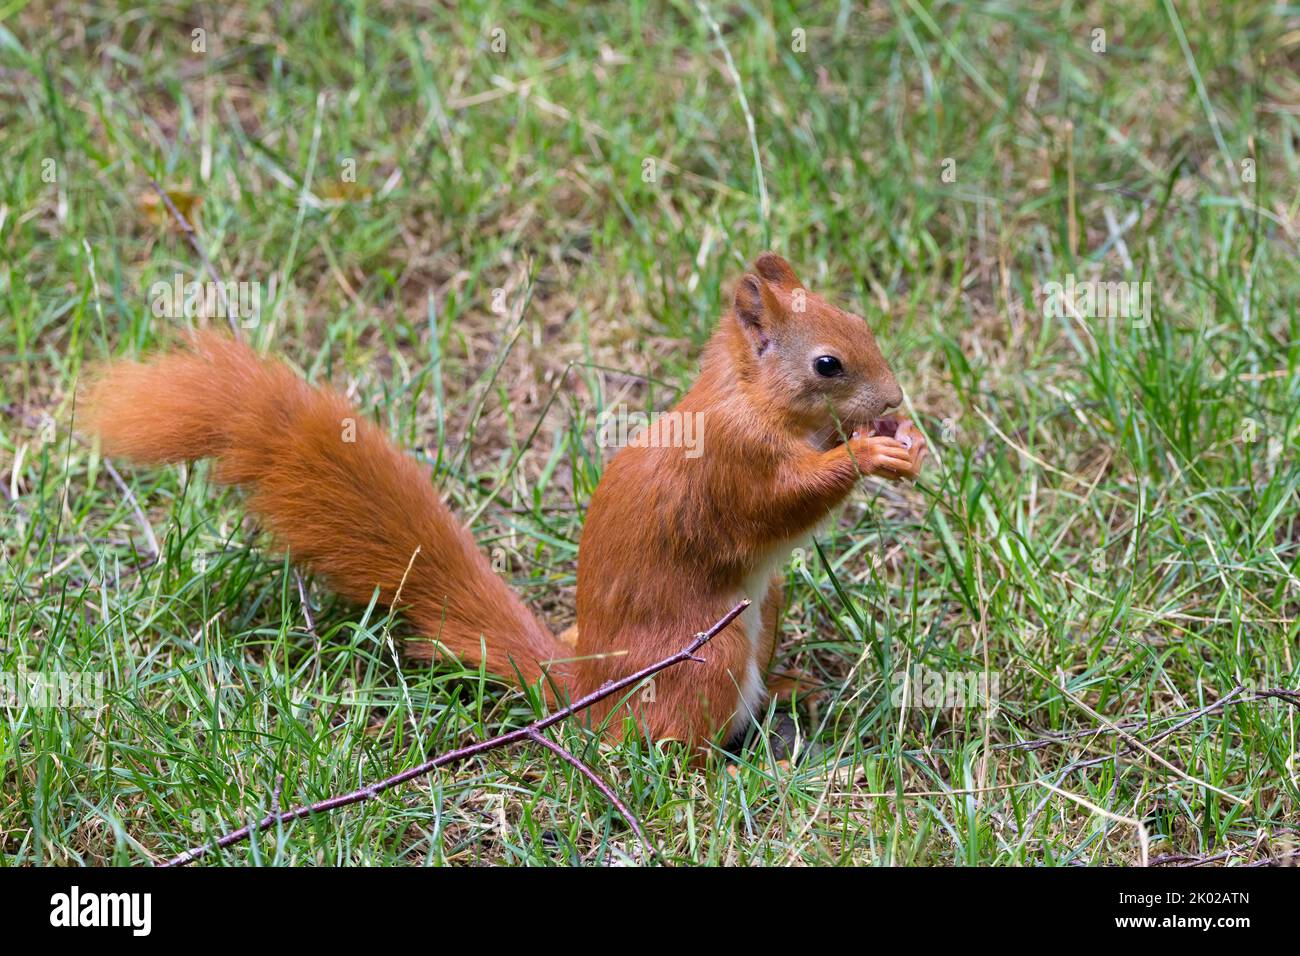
725,498,851,740
727,533,807,739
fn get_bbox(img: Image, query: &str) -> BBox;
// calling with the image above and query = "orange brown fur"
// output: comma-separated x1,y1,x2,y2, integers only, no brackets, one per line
84,333,564,687
84,253,924,753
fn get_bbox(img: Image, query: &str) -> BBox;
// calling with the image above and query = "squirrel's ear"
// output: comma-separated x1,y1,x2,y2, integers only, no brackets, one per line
753,252,800,288
734,273,783,354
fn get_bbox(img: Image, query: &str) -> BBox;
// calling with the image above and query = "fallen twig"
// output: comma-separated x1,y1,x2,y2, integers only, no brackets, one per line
161,600,750,867
102,459,161,560
1058,685,1249,786
997,684,1299,756
294,570,319,645
1153,847,1300,868
1149,849,1236,867
526,727,655,858
1017,685,1253,840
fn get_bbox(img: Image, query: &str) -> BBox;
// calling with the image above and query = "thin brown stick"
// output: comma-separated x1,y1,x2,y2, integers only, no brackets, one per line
1149,849,1236,867
1054,685,1248,778
161,599,750,867
526,727,658,859
1252,688,1300,707
1153,847,1300,868
1017,685,1251,838
102,459,160,559
995,683,1297,756
294,570,319,645
147,178,240,338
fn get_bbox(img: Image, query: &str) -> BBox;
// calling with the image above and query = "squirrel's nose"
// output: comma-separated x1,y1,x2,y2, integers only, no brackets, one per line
883,381,904,411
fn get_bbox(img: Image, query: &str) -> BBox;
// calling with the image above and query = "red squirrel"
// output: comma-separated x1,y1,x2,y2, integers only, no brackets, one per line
85,253,925,752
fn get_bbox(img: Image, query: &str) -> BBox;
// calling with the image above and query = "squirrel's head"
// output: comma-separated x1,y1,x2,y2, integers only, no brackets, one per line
728,252,904,442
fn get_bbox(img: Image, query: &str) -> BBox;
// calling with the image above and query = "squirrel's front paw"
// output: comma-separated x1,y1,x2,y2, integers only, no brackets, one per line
849,420,926,481
848,434,913,480
893,420,927,480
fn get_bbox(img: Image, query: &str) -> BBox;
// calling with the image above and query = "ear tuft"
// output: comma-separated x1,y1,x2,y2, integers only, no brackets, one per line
734,274,765,327
753,252,800,288
733,273,777,354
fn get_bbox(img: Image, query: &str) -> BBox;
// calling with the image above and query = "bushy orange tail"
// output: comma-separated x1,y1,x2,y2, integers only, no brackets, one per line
84,331,569,689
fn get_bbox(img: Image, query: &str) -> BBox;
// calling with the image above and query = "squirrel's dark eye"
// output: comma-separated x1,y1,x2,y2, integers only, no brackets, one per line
814,355,843,377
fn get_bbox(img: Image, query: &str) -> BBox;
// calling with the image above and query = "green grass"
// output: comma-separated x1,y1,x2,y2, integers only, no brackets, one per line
2,0,1298,866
